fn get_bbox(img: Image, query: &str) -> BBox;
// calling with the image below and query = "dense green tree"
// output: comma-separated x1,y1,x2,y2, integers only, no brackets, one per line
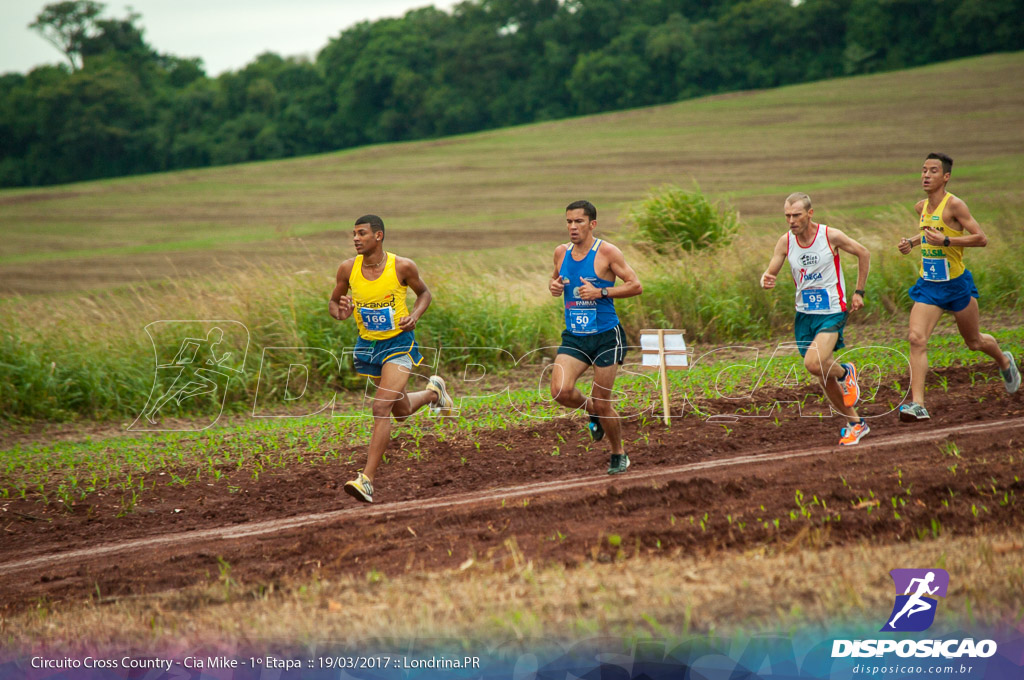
28,0,104,71
5,0,1024,188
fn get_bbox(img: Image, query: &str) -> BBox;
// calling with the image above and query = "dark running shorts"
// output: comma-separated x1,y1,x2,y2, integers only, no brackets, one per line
557,324,627,367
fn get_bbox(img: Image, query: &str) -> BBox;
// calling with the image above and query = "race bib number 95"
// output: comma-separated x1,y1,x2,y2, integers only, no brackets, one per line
801,289,831,312
359,307,396,332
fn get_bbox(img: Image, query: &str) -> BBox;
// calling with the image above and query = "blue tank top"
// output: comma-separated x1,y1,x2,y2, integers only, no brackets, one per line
559,238,619,336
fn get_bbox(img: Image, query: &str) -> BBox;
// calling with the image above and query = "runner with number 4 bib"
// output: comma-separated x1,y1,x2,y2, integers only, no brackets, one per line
896,153,1020,422
329,214,454,503
549,200,643,474
761,192,872,446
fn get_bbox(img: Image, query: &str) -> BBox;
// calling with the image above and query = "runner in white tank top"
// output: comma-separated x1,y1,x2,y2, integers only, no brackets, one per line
787,222,846,315
761,192,871,447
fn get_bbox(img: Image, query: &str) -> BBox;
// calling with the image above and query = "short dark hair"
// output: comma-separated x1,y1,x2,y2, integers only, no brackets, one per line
926,152,953,175
354,214,385,235
565,200,597,221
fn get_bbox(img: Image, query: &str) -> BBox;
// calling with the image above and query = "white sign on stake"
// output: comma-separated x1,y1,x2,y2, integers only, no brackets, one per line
639,329,690,425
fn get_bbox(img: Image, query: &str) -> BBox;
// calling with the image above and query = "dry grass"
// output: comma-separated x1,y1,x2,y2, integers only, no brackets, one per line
1,53,1023,294
6,531,1022,652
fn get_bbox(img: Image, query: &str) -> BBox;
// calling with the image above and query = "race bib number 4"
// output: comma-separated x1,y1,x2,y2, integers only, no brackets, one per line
922,257,950,282
801,289,831,312
566,307,597,334
359,307,396,332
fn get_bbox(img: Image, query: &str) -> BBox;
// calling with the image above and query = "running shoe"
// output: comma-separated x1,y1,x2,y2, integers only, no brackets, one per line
839,362,860,408
838,421,870,446
588,414,605,442
898,402,930,422
426,375,453,416
607,452,630,475
1002,351,1021,394
344,472,374,503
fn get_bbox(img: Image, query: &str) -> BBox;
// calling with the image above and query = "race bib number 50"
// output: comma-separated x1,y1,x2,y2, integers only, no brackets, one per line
359,307,396,332
566,308,597,334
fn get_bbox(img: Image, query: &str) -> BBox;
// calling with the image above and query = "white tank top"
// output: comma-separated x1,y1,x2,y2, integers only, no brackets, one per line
787,223,847,315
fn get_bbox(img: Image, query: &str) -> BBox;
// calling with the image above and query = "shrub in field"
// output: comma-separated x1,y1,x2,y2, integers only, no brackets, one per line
629,185,739,252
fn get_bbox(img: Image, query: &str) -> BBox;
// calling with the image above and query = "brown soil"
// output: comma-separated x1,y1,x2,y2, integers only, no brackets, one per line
1,366,1022,614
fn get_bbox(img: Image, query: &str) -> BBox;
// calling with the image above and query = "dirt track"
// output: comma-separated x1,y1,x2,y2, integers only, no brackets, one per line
2,366,1022,613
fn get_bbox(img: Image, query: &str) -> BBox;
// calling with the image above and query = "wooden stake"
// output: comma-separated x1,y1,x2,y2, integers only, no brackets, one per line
658,329,670,425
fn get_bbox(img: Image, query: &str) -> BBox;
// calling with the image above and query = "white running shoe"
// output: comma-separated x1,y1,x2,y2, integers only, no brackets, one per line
426,375,453,416
1002,351,1021,394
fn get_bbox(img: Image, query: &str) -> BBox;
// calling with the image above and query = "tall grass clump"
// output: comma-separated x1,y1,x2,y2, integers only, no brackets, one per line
628,185,739,252
3,213,1023,422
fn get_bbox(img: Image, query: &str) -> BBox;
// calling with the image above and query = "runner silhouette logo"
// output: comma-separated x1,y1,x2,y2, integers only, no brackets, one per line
881,568,949,632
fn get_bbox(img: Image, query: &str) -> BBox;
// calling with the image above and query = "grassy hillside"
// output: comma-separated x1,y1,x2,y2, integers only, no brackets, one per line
1,52,1022,295
2,53,1024,421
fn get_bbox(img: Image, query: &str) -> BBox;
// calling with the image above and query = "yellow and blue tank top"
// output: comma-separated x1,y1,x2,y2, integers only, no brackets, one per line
348,252,411,341
559,239,619,336
918,192,965,282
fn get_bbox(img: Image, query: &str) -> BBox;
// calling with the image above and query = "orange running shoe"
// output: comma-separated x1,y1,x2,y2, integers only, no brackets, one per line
839,362,860,408
839,421,870,446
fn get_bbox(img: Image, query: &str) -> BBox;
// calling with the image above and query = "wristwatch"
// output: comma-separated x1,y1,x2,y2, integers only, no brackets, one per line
854,289,866,298
601,288,609,298
943,236,951,247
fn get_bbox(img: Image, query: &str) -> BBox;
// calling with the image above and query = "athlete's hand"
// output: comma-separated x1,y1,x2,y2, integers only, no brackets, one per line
549,275,567,297
576,277,601,300
330,295,353,320
898,237,913,255
922,227,945,246
398,315,417,332
850,293,865,312
760,271,776,289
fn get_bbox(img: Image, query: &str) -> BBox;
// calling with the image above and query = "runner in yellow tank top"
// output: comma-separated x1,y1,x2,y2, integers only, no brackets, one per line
896,153,1020,422
329,214,454,503
348,251,412,341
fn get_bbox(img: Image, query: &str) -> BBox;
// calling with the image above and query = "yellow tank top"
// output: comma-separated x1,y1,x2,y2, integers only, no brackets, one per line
918,192,965,281
348,252,410,340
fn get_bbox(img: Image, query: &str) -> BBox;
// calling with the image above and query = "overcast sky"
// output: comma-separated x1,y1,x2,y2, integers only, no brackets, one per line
1,0,457,76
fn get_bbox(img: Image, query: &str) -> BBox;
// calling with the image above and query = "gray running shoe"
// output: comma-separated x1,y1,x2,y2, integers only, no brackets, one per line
1002,352,1021,394
898,402,930,422
344,472,373,503
607,453,630,475
426,375,453,416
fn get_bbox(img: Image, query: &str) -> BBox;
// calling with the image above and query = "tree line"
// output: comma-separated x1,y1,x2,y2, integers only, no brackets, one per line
2,0,1022,187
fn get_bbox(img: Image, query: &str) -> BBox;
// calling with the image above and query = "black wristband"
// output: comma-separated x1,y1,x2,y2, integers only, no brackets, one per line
943,236,950,247
854,289,866,298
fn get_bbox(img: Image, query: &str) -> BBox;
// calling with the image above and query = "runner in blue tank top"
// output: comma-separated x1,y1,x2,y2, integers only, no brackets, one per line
548,200,643,475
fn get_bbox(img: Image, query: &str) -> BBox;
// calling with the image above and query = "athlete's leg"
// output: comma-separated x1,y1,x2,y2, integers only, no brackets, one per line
804,332,858,419
908,302,944,406
952,299,1010,369
591,363,623,455
387,363,438,423
363,361,414,481
550,353,591,410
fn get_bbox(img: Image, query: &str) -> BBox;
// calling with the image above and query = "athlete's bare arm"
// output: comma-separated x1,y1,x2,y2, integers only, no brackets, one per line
329,258,356,320
827,227,870,312
760,234,789,289
576,242,642,300
395,256,431,332
936,196,988,248
549,244,569,296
